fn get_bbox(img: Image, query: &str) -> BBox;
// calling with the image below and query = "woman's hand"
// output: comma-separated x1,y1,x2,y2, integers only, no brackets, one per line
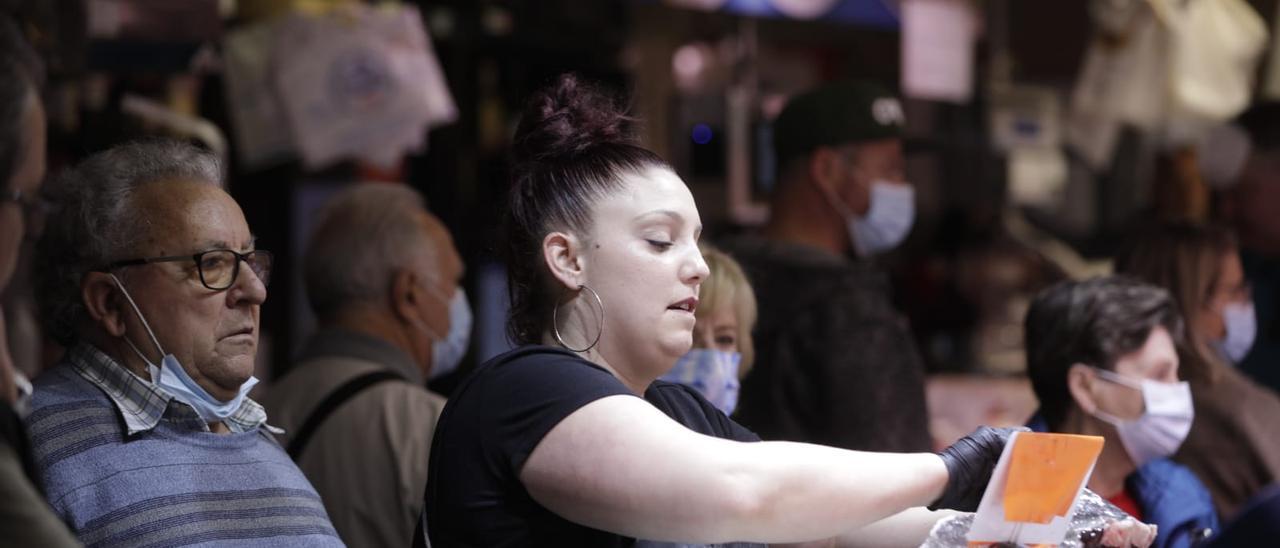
929,427,1024,512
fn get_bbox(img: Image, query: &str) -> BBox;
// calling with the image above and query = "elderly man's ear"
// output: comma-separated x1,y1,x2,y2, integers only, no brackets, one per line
389,268,426,326
81,271,129,338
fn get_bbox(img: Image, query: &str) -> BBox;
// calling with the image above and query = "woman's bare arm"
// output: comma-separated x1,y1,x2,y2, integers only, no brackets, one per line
520,395,948,544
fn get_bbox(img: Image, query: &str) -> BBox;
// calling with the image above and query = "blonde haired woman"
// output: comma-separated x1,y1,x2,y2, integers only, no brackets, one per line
656,244,758,417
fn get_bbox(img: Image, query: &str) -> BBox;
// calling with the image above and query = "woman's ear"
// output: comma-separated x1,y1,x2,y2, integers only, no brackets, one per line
542,231,584,291
81,271,127,338
1066,363,1100,415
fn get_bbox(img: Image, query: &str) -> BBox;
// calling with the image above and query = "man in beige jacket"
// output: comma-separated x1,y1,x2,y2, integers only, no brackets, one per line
265,183,466,547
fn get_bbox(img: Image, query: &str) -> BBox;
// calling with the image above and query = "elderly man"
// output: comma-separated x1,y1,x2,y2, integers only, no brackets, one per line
26,140,343,546
264,183,465,547
726,81,931,452
1024,277,1217,547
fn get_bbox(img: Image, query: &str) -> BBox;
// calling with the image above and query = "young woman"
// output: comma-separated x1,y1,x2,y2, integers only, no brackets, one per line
1117,222,1280,520
422,75,1025,547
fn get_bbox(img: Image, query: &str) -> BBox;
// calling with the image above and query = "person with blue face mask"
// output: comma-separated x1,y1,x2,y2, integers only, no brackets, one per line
25,141,343,546
1024,277,1214,548
1117,222,1280,522
263,183,466,548
655,244,757,418
724,81,932,454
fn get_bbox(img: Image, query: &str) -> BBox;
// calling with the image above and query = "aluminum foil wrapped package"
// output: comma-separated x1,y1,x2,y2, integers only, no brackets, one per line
921,489,1133,548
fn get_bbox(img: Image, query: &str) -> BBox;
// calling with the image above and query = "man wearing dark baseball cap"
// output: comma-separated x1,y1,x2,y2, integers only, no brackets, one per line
725,81,931,453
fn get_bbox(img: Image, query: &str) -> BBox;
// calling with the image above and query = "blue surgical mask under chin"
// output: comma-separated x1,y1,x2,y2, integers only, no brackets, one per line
660,348,742,416
429,288,473,380
110,274,258,424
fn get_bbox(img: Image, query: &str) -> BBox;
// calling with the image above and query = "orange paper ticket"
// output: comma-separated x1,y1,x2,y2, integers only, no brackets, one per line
1002,433,1104,524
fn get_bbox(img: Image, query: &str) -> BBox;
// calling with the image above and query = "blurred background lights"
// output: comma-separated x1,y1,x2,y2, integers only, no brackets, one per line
691,123,714,144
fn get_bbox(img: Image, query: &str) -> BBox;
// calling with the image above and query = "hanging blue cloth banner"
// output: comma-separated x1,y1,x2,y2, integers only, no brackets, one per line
658,0,900,30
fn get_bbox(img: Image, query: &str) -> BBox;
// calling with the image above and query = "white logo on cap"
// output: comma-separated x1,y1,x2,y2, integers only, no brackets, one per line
872,98,904,127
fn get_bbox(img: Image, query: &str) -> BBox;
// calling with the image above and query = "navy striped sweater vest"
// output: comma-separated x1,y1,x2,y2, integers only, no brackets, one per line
26,363,345,547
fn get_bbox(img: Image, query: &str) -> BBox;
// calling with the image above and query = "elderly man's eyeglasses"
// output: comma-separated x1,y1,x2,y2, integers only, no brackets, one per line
105,249,274,291
1,188,52,239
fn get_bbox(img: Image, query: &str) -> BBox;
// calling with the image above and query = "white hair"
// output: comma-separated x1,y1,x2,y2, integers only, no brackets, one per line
35,140,223,344
303,184,439,321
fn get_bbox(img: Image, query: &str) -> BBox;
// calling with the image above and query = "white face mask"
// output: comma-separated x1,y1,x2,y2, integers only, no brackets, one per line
822,179,916,257
110,274,258,424
850,181,915,256
1089,367,1194,467
660,349,741,416
1218,301,1257,364
428,288,472,380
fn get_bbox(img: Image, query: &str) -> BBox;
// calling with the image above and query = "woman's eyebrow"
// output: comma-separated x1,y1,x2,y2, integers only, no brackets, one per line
633,209,682,223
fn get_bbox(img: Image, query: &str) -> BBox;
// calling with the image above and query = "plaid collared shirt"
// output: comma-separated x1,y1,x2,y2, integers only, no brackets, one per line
68,342,272,435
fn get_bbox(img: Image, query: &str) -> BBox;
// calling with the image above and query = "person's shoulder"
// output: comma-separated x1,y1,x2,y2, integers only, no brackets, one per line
28,361,108,414
723,237,887,303
1197,364,1280,415
645,380,759,442
1131,458,1218,528
29,359,90,394
644,379,704,407
479,345,613,381
644,380,719,421
24,365,121,459
1133,458,1211,497
375,381,448,421
446,345,626,413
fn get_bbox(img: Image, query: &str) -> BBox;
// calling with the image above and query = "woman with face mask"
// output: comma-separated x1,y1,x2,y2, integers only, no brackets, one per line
417,75,1154,548
652,244,757,419
1117,222,1280,521
1024,277,1215,548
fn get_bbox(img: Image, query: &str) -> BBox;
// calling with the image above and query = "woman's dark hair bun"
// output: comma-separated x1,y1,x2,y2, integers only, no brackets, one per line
512,74,635,164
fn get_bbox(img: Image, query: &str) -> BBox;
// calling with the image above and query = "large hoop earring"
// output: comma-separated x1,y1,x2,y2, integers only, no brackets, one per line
552,284,605,353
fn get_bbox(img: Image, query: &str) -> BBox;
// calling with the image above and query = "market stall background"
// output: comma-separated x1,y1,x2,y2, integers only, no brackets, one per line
5,0,1277,448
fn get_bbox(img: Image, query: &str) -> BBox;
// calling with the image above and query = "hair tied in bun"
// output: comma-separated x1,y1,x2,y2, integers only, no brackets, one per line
512,73,637,164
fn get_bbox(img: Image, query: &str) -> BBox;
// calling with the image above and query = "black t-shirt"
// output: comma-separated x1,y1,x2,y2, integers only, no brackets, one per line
638,382,764,548
426,345,636,547
425,346,762,547
643,381,759,443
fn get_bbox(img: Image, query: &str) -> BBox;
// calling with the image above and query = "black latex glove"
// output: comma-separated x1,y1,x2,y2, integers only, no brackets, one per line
928,426,1025,512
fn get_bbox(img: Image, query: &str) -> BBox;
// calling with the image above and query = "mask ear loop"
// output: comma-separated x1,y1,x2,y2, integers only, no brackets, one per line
811,157,868,257
410,278,449,343
1087,366,1146,424
1090,366,1142,389
109,273,168,362
813,169,857,221
553,284,604,353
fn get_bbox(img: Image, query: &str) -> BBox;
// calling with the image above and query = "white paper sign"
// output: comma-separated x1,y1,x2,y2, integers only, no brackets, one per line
902,0,977,104
274,5,458,170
